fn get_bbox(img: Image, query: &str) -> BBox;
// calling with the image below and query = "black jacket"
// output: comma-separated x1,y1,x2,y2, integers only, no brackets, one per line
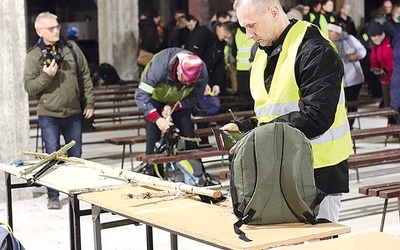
139,18,161,54
235,20,348,195
184,21,226,87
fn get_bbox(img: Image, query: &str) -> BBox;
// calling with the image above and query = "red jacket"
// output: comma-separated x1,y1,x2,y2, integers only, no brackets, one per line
370,36,393,84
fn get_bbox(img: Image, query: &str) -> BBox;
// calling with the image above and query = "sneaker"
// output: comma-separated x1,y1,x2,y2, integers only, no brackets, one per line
47,197,61,209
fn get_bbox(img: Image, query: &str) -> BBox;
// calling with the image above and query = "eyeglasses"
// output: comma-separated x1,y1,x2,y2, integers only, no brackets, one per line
40,25,61,32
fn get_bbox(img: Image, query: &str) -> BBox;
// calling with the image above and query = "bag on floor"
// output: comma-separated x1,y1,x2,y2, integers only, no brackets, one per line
91,63,122,86
0,222,25,250
230,122,325,240
193,95,221,116
170,159,218,187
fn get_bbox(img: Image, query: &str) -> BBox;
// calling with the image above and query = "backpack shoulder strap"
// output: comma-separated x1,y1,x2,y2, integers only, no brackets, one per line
64,39,78,63
279,123,321,224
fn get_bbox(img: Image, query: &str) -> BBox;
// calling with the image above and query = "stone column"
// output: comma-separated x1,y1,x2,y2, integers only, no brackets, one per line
97,0,140,81
346,0,364,31
0,0,31,199
188,0,210,25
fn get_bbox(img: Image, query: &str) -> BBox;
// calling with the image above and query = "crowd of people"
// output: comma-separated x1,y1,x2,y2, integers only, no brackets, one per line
25,1,400,218
137,0,400,132
134,0,400,224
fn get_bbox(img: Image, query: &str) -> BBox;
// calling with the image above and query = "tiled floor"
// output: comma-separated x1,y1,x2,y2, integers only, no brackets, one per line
1,102,400,249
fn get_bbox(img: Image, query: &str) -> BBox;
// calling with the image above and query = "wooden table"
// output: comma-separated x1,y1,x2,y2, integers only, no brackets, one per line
0,160,133,250
286,232,400,249
78,186,351,250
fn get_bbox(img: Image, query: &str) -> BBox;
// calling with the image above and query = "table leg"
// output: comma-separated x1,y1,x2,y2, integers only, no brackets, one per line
171,233,178,250
92,205,102,250
69,195,81,250
146,225,154,250
5,172,13,228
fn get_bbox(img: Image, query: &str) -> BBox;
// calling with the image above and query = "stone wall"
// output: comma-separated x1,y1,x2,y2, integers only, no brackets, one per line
0,0,31,200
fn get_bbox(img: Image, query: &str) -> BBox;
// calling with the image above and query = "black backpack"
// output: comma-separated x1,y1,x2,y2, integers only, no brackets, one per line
92,63,122,86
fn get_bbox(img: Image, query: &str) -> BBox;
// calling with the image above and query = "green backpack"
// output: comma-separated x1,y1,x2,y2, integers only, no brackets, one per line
230,122,325,240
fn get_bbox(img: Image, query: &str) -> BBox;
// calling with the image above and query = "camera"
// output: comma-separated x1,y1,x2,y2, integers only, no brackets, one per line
155,126,180,155
41,48,63,66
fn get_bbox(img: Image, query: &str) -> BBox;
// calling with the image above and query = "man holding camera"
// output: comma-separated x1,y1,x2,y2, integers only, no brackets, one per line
24,12,94,209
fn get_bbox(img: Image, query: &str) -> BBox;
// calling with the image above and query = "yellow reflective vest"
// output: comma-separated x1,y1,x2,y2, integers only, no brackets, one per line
235,28,254,71
250,20,353,168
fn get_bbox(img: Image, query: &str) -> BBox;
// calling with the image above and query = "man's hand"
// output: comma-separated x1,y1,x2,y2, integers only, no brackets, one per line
156,117,174,133
220,122,239,132
220,123,240,154
204,84,212,95
162,105,172,118
211,85,220,96
83,108,94,119
42,59,58,77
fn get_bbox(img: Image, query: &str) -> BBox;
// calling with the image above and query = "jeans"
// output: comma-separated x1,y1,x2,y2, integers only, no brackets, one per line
39,113,82,199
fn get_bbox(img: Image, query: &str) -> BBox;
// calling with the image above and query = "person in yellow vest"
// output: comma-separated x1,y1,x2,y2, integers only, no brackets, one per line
223,0,353,223
313,0,336,35
232,26,255,107
303,0,321,23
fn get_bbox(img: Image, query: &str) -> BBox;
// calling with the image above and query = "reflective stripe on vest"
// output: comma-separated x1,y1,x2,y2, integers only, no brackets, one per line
235,28,254,71
224,45,230,64
138,81,155,94
250,20,353,168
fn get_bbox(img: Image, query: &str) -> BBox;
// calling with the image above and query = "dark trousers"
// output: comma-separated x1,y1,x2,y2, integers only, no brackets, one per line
344,84,362,129
39,113,82,198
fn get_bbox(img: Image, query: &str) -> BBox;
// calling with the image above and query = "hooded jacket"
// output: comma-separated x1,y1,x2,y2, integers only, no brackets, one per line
135,48,208,123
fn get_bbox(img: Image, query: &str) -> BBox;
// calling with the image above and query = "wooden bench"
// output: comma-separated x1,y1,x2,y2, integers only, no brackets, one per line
351,125,400,152
345,99,378,108
347,107,398,129
348,148,400,182
347,107,398,120
103,110,253,167
136,147,228,165
105,127,217,168
105,135,147,170
359,181,400,232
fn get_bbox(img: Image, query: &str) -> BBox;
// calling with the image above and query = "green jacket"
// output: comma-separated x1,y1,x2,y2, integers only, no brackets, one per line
24,40,94,118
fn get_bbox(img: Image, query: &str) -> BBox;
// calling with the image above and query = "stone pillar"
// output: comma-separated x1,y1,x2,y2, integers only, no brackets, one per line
0,0,31,199
188,0,210,25
346,0,364,31
97,0,140,81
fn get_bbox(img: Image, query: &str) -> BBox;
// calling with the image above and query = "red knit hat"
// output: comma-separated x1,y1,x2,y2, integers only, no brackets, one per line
177,52,203,83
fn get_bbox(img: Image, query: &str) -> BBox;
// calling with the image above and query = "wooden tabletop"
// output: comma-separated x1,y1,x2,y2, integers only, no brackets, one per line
286,232,400,250
78,186,350,250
